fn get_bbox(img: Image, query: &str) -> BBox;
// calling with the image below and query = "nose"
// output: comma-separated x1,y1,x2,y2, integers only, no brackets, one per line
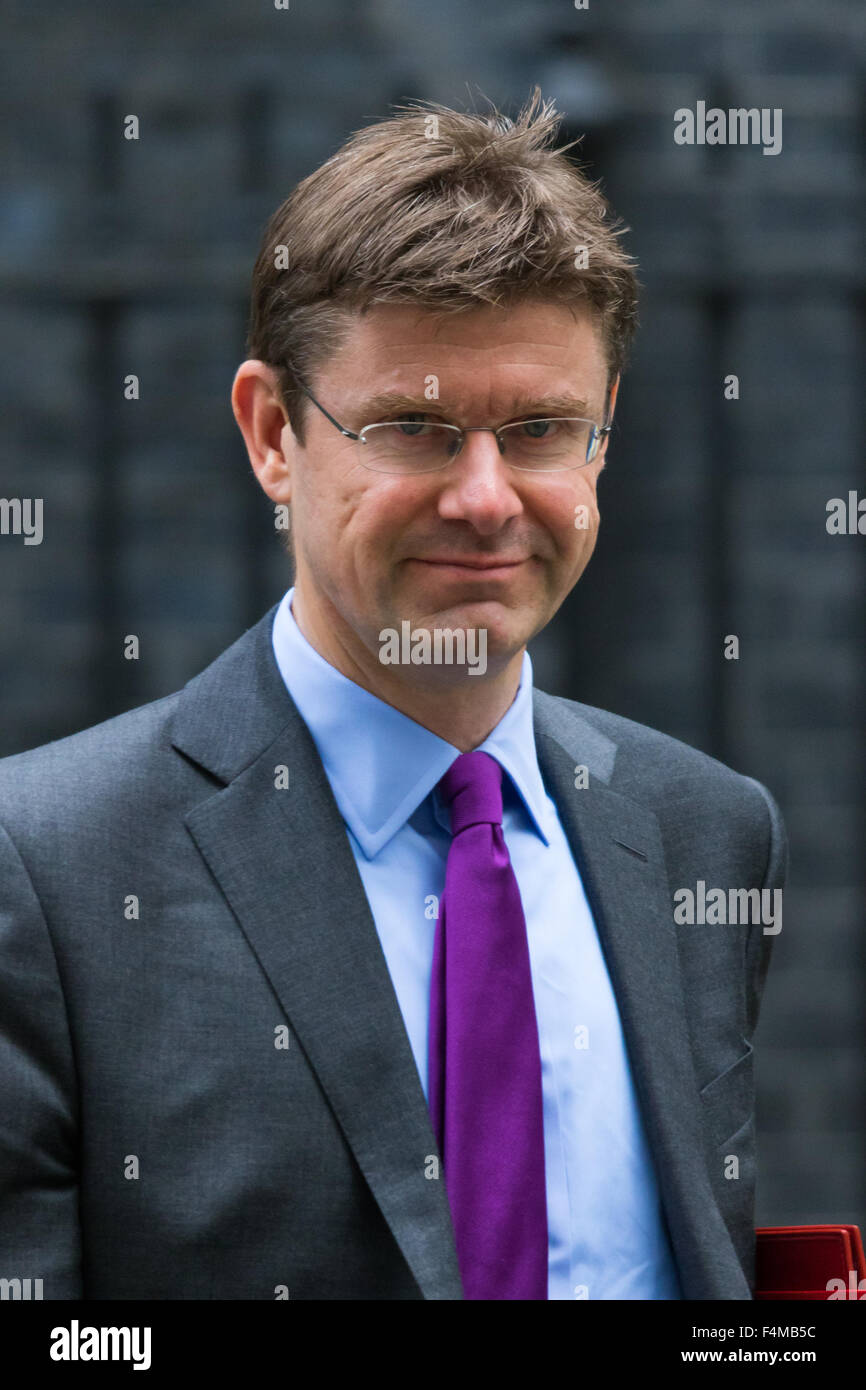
436,428,524,534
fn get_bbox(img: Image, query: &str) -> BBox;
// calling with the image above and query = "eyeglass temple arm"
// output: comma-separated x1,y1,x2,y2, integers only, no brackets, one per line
293,377,360,440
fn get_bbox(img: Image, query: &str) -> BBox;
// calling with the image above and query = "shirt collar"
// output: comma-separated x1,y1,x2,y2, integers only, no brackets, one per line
270,587,551,858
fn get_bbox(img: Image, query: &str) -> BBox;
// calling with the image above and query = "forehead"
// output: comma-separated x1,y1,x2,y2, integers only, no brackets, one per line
318,298,609,415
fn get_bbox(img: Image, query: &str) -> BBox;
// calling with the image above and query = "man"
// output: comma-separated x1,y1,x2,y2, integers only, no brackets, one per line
0,90,785,1300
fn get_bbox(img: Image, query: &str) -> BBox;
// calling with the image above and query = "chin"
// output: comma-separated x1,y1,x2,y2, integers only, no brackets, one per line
419,593,532,626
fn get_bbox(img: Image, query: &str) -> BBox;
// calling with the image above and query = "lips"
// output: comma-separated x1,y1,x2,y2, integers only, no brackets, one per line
414,557,528,569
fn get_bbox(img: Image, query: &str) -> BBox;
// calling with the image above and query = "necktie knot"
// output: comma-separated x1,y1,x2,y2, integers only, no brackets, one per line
437,751,503,836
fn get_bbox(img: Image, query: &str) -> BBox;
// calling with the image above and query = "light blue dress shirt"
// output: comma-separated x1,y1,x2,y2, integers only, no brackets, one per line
271,587,682,1300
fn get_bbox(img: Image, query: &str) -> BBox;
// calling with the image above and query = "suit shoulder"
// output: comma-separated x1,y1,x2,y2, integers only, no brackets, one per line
0,690,183,825
534,687,774,811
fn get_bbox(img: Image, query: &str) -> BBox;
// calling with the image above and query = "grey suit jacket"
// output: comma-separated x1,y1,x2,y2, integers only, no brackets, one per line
0,603,786,1300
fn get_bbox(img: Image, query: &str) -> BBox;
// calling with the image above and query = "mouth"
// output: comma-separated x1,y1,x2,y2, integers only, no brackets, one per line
410,557,531,579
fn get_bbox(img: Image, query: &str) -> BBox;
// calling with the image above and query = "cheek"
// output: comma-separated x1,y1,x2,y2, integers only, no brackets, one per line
297,464,380,550
304,473,428,587
536,474,601,550
345,478,430,554
573,474,602,533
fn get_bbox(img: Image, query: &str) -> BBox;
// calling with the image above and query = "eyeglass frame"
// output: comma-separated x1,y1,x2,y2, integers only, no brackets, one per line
288,373,615,472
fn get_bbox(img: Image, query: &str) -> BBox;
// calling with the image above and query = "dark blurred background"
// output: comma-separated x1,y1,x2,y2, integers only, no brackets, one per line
1,0,864,1233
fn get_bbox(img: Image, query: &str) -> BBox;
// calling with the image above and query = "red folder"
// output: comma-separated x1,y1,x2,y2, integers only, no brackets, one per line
755,1225,866,1300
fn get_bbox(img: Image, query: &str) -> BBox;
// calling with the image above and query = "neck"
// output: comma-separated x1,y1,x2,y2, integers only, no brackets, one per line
290,583,524,752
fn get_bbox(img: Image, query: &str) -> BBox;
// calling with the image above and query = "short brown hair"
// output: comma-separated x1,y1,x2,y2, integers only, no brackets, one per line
246,86,638,447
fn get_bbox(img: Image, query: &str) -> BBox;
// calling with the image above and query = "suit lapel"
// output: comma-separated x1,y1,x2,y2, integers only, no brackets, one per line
171,608,463,1300
532,690,749,1298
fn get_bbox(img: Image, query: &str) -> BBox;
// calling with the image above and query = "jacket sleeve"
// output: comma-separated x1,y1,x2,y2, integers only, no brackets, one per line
742,777,789,1042
0,818,82,1298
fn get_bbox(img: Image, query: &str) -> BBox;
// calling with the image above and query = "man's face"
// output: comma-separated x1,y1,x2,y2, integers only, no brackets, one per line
279,298,615,682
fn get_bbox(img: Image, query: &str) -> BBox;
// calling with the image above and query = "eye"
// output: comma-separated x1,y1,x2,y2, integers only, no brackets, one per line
520,418,557,439
394,414,431,436
378,413,435,437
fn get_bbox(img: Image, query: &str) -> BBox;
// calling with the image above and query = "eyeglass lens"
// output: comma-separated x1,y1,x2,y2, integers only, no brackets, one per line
356,418,600,472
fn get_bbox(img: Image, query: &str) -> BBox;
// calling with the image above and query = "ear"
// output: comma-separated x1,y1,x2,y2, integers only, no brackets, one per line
231,360,294,504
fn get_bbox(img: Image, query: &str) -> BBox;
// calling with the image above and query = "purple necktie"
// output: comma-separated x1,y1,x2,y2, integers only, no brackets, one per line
428,750,548,1300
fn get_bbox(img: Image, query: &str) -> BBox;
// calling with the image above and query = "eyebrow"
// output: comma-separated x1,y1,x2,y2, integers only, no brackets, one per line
350,390,597,426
